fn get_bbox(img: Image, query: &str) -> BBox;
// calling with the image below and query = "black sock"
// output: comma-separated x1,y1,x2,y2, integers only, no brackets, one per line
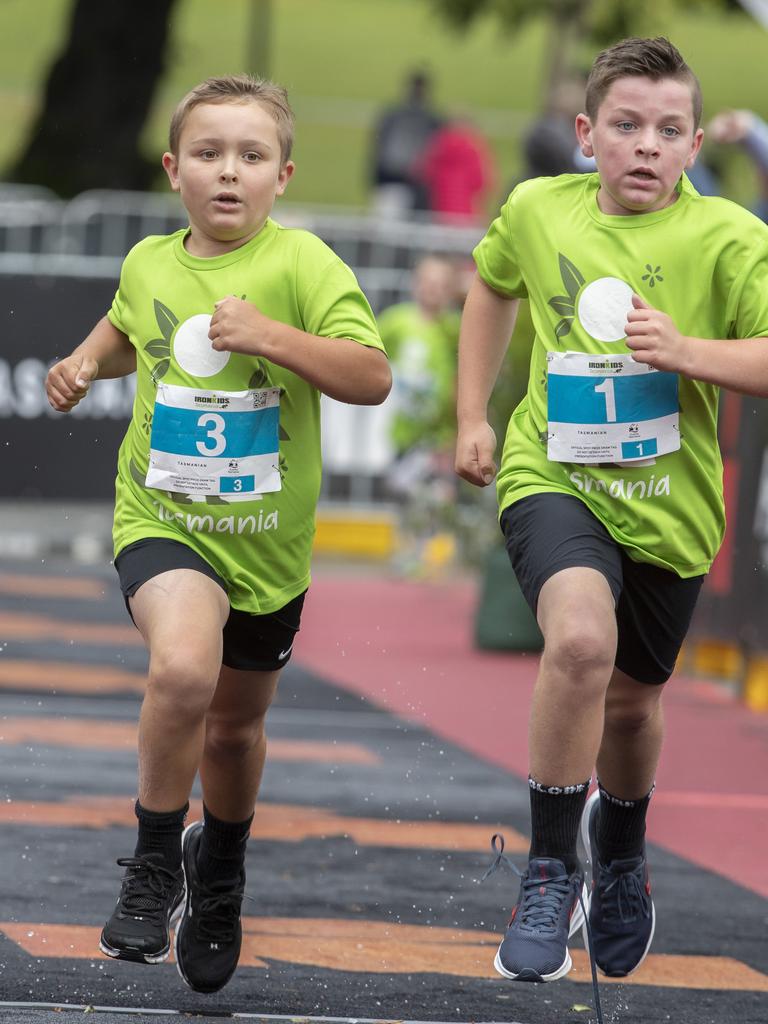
528,775,590,874
197,804,253,884
595,782,654,862
134,800,188,873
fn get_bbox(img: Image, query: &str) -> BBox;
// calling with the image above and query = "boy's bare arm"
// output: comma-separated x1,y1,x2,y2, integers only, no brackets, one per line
46,316,136,413
208,297,391,405
455,274,520,487
626,294,768,396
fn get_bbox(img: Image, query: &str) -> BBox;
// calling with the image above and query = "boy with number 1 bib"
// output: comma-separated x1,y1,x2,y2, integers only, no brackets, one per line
456,38,768,984
45,75,390,993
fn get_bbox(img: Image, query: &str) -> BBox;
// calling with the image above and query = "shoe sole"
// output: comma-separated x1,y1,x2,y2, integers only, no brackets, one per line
492,883,587,983
580,790,656,977
174,821,201,991
98,890,183,967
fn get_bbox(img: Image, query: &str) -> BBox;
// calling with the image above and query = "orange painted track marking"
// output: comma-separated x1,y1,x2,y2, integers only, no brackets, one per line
0,613,141,646
0,717,379,764
2,919,766,991
654,790,768,812
0,574,106,600
0,796,522,853
0,660,144,694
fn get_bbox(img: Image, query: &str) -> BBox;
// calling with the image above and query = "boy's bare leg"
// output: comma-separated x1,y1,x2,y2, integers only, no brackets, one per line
200,665,281,820
597,668,664,799
100,568,228,965
130,569,230,811
493,566,617,981
529,566,617,786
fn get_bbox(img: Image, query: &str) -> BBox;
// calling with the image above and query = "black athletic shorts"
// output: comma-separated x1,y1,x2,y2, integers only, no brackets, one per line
500,493,705,685
114,537,306,672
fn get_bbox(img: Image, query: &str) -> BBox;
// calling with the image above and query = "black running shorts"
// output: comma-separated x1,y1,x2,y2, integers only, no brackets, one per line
114,537,306,672
500,493,705,685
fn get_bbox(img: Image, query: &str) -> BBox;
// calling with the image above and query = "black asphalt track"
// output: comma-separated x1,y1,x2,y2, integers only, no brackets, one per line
0,556,765,1024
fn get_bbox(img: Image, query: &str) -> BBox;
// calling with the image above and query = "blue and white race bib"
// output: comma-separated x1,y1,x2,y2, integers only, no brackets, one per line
146,383,281,499
546,351,679,464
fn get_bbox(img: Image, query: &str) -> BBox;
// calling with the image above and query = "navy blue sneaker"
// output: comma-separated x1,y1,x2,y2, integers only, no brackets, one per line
174,821,245,993
494,856,586,982
99,853,183,964
580,790,655,977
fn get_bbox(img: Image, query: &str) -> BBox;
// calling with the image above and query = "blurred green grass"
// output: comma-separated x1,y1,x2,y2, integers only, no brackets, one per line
1,0,767,209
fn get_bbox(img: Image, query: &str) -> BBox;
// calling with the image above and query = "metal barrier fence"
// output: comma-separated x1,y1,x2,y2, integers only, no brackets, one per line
0,187,482,502
0,186,482,311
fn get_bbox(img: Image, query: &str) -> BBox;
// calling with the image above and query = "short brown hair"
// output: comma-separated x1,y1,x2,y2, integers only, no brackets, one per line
585,37,702,131
169,74,295,162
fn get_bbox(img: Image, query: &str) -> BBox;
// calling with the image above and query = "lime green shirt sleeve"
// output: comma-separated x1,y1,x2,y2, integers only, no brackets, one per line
298,243,384,350
473,183,530,299
726,237,768,339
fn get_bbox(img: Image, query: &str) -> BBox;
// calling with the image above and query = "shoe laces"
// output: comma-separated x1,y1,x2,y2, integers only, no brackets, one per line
116,854,180,918
482,833,604,1024
193,877,252,944
518,869,574,930
598,860,649,924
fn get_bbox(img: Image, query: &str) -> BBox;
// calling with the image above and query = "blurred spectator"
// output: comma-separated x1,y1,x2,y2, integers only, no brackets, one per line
379,255,462,574
707,109,768,221
370,70,443,216
380,255,460,461
521,75,589,180
414,116,498,223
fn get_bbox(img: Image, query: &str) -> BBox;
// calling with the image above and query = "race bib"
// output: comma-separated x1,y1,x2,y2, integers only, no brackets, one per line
546,351,679,464
146,383,281,500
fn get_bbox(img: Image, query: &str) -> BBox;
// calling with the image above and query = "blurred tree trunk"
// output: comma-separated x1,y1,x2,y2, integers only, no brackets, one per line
9,0,179,197
540,5,585,113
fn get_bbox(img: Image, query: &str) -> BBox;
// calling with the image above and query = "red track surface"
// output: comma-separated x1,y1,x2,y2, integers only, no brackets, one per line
298,569,768,898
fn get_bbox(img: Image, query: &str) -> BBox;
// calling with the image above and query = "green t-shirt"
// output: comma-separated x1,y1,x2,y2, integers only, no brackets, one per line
108,218,384,613
474,173,768,577
377,302,459,452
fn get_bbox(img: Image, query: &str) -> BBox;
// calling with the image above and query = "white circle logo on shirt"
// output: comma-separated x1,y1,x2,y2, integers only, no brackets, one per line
576,277,633,343
173,314,231,377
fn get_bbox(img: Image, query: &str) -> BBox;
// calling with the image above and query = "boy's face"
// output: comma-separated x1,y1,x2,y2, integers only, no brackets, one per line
575,76,703,216
162,100,294,256
413,258,455,315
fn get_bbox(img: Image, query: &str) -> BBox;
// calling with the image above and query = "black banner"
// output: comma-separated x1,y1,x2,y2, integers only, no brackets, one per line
0,273,134,499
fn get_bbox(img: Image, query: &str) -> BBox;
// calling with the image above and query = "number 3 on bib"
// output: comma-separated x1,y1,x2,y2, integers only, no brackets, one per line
196,413,227,456
146,383,282,499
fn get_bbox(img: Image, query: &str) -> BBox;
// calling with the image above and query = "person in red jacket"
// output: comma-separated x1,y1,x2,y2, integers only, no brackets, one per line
415,116,497,222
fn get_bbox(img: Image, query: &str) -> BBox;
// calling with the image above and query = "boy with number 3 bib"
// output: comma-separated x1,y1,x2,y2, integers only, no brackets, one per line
456,38,768,984
45,75,390,993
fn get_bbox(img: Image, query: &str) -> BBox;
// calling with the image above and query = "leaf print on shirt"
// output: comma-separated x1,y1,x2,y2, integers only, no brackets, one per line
143,299,177,382
547,254,585,342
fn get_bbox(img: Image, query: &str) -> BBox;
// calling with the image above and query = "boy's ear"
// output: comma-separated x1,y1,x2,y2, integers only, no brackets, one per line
685,127,705,168
275,160,295,196
575,113,594,158
162,152,180,192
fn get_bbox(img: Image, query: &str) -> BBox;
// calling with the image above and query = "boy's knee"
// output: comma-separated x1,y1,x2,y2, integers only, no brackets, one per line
604,690,661,733
205,714,266,759
146,652,218,716
545,623,615,682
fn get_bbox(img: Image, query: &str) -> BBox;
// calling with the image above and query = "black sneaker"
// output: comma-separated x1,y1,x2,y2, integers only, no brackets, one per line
494,856,586,982
99,853,183,964
174,820,245,993
580,790,656,977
